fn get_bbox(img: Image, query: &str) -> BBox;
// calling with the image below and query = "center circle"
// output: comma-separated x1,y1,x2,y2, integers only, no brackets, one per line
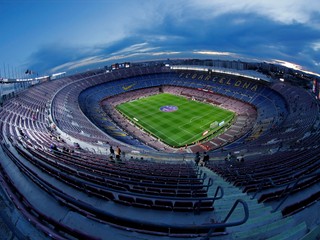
160,105,178,112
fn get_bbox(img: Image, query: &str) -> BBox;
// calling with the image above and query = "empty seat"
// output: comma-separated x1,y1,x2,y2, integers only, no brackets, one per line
153,200,173,211
176,190,192,198
194,200,214,211
161,189,176,196
132,198,153,208
173,201,194,211
114,195,134,206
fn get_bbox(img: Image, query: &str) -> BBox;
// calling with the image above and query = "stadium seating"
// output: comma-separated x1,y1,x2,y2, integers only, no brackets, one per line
0,63,319,239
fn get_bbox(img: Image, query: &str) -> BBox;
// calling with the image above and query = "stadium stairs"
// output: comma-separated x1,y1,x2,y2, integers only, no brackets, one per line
200,167,309,240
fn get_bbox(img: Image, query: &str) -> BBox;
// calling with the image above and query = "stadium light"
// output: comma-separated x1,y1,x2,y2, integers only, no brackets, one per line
35,76,49,80
52,72,66,77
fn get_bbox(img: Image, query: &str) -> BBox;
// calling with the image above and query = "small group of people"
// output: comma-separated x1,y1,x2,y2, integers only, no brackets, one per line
225,152,232,161
225,152,245,163
62,146,74,154
109,145,122,161
50,143,74,155
194,151,210,166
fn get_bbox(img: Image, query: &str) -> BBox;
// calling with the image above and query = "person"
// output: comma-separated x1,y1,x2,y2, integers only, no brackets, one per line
62,146,68,154
50,143,59,154
109,155,115,162
194,152,200,166
115,146,121,160
109,146,115,157
237,154,245,163
18,128,25,137
225,152,232,161
203,152,210,166
199,158,205,167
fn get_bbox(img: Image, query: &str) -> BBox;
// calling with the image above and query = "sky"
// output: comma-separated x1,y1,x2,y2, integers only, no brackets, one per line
0,0,320,78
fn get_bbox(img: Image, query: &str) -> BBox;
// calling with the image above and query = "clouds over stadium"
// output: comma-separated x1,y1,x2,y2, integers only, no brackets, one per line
1,0,320,75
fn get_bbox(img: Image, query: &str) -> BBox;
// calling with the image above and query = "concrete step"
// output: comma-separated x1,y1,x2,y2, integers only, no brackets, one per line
267,221,307,240
215,204,273,220
202,167,299,240
300,224,320,240
233,210,282,230
231,216,296,239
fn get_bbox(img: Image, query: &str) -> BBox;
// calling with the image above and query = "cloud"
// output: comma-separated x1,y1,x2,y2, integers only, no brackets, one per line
184,0,320,27
21,1,320,75
271,59,304,70
193,51,236,56
25,43,97,74
51,50,183,73
110,43,160,56
151,51,181,56
312,41,320,51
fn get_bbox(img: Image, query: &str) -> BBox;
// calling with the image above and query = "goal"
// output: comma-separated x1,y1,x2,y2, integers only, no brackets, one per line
210,121,218,128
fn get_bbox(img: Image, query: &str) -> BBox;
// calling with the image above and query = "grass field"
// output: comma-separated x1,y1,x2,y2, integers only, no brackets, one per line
116,93,235,147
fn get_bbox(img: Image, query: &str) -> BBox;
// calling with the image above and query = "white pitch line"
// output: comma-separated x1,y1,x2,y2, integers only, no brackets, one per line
121,95,234,146
134,117,181,145
177,113,235,146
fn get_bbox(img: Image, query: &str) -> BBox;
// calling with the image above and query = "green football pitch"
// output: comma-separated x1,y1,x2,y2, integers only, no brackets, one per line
116,93,235,147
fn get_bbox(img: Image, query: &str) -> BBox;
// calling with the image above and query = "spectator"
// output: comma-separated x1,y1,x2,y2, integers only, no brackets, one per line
109,146,115,156
50,143,59,154
225,152,232,161
203,152,210,166
194,152,200,166
115,146,121,160
109,155,115,162
62,147,68,154
199,158,205,167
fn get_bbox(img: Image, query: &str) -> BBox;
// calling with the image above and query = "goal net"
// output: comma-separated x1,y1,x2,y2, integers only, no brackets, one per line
210,121,218,129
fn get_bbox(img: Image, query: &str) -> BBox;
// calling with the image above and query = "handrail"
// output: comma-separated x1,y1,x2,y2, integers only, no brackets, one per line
207,177,213,189
194,184,223,215
239,173,253,188
271,171,320,213
197,171,207,182
250,177,272,199
213,184,223,201
251,171,320,201
201,199,249,240
222,199,249,224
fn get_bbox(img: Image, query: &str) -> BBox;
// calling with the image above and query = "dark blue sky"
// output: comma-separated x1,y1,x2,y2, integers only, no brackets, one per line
0,0,320,77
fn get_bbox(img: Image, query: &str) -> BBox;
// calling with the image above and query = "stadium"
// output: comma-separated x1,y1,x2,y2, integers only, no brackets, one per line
0,58,318,240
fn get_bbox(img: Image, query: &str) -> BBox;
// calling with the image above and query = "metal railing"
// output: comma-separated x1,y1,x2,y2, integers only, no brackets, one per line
201,199,249,240
249,171,320,213
271,171,320,213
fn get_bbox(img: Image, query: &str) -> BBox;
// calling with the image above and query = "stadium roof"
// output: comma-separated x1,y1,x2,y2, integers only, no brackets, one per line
171,65,272,82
